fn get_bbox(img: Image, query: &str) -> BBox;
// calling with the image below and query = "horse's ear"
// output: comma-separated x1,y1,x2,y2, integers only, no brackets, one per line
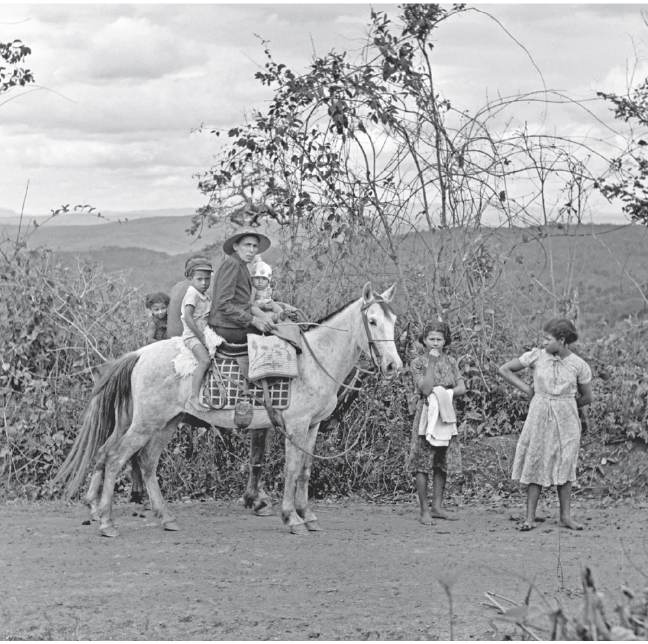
362,282,373,304
381,283,397,302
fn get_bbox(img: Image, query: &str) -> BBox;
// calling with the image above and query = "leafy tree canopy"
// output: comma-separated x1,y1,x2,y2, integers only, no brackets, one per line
598,78,648,225
0,39,34,95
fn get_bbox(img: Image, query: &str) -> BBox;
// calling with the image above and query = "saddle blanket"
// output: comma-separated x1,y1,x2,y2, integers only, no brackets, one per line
200,358,291,410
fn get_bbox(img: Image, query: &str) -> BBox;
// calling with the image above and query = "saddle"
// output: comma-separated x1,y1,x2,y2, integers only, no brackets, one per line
215,340,248,358
199,339,292,413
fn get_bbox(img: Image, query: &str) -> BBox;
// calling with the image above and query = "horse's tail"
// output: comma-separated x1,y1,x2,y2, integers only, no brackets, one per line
52,352,141,499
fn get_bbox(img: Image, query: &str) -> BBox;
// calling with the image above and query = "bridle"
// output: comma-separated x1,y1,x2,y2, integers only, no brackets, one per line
204,295,399,461
299,295,397,392
360,294,397,372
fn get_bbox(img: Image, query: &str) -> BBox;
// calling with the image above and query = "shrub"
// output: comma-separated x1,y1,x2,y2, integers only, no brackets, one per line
0,238,144,497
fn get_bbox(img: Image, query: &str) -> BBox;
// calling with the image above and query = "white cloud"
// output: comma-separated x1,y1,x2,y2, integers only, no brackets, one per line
68,16,208,83
0,2,647,220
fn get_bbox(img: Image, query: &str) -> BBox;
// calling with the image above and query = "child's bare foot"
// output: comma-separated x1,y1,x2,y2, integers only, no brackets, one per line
559,517,583,530
519,521,536,532
430,508,458,521
420,510,434,525
186,396,210,413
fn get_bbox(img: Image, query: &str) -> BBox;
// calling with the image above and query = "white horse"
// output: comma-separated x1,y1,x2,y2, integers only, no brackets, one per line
53,283,402,537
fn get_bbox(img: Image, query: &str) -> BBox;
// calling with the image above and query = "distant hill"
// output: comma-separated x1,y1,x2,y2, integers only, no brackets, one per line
0,213,284,256
2,215,216,255
54,245,283,295
3,214,648,330
0,206,199,227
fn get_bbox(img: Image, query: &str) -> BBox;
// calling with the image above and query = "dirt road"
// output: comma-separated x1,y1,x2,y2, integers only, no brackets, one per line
1,496,647,640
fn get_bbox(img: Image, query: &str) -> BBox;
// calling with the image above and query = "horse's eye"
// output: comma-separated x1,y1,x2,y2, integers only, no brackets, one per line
369,319,377,326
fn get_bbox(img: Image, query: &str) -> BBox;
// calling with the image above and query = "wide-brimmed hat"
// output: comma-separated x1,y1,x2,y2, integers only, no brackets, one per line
223,227,271,256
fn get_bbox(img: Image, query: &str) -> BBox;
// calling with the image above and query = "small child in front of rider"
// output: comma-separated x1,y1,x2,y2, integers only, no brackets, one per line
181,256,213,413
408,320,466,525
250,261,297,322
145,292,170,344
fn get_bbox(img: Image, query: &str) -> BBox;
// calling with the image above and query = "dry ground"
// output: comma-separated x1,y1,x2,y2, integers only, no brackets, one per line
1,495,647,640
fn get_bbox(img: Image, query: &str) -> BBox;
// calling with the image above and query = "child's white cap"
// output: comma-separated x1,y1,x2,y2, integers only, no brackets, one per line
250,261,272,279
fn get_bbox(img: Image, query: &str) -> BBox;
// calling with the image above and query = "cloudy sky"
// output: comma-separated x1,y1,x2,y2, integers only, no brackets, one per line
2,2,648,220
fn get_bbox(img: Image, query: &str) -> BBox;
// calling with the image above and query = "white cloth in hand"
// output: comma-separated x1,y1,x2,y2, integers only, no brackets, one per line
418,387,457,447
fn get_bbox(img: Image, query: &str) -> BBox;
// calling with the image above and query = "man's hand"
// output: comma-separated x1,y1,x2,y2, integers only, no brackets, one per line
251,315,276,333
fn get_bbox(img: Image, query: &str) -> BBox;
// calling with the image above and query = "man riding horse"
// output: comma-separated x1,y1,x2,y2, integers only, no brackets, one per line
208,227,276,343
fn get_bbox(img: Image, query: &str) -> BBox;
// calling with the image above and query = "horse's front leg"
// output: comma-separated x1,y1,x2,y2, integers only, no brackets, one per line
295,424,321,532
243,427,273,516
282,423,311,535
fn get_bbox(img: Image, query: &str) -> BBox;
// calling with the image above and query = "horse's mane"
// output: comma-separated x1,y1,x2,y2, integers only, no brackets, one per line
303,297,357,332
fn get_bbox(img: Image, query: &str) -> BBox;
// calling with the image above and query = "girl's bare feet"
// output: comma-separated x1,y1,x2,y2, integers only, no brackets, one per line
430,508,458,521
559,516,583,530
420,510,433,525
520,521,536,531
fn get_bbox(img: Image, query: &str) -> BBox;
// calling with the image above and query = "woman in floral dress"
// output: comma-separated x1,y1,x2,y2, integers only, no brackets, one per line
498,318,593,531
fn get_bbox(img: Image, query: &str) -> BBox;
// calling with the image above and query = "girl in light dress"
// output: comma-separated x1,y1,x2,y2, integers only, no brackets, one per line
498,318,593,531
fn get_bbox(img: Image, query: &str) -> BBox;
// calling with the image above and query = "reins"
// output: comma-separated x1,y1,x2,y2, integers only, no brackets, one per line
202,296,395,461
297,297,395,394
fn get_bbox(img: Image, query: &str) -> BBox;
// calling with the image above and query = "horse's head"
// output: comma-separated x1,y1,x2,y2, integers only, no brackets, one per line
359,282,403,380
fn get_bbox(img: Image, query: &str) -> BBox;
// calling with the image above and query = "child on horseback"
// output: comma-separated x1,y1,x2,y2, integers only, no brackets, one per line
181,256,213,413
250,260,298,323
144,291,170,344
498,317,593,531
408,320,466,524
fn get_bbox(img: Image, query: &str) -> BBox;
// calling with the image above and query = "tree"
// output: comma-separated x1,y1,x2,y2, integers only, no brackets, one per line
597,78,648,224
0,39,34,98
194,3,606,336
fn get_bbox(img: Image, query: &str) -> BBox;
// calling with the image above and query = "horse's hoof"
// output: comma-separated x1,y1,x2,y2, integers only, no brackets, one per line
255,506,274,517
101,526,120,538
163,520,180,531
90,512,100,522
290,523,309,535
144,501,152,511
253,499,273,516
305,520,323,532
